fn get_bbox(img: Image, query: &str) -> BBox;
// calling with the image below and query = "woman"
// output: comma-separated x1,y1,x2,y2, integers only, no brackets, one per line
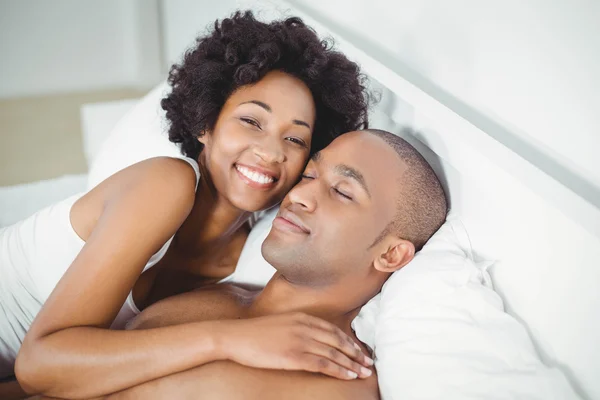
0,11,372,398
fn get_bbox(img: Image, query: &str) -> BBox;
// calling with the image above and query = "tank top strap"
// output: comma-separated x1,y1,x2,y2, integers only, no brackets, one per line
173,156,201,191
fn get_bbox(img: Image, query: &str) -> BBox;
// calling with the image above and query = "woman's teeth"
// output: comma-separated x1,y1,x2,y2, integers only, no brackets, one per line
236,165,275,184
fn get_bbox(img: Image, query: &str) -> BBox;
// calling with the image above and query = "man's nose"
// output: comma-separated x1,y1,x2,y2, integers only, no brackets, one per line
253,135,285,164
287,180,317,212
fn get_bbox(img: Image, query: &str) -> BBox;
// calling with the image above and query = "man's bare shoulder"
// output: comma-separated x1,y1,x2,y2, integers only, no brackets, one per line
191,282,259,306
127,284,258,330
261,366,380,400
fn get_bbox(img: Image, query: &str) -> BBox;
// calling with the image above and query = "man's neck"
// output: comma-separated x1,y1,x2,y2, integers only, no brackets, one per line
248,273,362,330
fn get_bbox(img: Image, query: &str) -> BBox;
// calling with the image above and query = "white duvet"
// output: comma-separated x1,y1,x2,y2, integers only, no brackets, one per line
0,174,87,228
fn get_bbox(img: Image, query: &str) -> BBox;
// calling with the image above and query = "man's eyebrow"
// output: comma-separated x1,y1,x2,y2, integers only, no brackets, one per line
240,100,271,112
334,164,371,198
310,152,370,197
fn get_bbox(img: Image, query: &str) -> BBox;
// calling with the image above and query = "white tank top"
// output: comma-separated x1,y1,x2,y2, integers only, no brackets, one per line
0,157,200,377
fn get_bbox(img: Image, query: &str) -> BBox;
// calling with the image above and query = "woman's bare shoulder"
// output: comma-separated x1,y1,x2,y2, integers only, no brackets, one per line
87,157,197,206
71,157,198,241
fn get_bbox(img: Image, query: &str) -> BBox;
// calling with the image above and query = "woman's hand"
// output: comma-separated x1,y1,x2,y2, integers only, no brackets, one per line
217,312,374,380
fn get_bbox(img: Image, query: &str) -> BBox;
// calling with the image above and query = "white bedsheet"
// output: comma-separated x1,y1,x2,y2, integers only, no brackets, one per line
0,174,87,228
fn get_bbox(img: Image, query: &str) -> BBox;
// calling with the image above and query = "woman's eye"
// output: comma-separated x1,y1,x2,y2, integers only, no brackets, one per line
334,188,352,201
240,117,260,128
286,137,308,148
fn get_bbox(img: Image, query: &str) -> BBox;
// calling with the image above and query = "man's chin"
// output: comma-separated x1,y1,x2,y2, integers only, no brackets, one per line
261,237,300,271
260,237,283,268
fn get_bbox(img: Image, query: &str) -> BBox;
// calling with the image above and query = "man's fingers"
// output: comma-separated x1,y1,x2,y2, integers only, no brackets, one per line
308,342,372,379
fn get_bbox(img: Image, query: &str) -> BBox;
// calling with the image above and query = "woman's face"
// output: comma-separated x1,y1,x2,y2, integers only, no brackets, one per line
199,70,316,212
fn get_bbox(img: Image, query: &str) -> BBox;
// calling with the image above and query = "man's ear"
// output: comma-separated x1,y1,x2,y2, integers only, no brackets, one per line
374,238,415,273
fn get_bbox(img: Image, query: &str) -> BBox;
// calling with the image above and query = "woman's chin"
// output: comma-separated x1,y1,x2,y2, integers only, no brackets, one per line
229,194,281,214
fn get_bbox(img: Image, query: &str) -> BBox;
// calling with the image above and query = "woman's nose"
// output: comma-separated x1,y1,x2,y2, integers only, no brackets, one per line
253,137,285,164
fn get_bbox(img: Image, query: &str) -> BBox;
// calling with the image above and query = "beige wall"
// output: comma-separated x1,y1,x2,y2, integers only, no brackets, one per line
0,89,146,186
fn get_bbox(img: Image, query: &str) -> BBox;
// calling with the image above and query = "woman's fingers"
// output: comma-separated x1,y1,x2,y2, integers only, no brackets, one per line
307,342,372,379
300,353,370,380
224,312,374,381
297,314,373,368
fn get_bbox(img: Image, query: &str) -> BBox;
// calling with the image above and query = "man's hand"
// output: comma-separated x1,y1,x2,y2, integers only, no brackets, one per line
215,312,374,380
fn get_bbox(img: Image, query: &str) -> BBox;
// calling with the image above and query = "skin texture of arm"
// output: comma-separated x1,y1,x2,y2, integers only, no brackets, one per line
13,158,238,399
108,288,380,400
108,361,380,400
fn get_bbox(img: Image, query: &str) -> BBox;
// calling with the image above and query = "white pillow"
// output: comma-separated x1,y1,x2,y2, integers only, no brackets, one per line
0,174,87,228
371,217,580,400
80,99,138,168
220,207,278,288
87,81,182,189
230,210,579,399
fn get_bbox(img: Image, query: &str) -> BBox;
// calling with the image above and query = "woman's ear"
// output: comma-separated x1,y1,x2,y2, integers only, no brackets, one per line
197,130,209,146
374,239,415,273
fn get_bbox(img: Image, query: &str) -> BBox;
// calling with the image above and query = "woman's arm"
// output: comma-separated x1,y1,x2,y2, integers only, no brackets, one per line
15,158,370,399
18,321,234,399
15,157,209,399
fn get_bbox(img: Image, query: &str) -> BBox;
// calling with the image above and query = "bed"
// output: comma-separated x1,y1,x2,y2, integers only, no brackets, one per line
269,2,599,399
1,1,597,398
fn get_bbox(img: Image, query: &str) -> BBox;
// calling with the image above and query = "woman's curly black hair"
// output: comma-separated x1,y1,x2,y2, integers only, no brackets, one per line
161,10,370,159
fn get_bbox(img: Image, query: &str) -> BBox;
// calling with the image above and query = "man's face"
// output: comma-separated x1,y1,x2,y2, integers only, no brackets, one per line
262,131,406,285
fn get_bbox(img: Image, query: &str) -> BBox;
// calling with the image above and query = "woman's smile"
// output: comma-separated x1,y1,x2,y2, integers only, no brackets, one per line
234,163,279,190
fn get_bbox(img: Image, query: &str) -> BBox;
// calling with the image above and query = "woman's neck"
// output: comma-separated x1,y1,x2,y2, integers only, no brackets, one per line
175,157,251,254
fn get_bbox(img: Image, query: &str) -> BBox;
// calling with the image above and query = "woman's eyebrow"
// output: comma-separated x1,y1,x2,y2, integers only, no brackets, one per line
240,100,271,112
240,100,311,130
293,119,311,129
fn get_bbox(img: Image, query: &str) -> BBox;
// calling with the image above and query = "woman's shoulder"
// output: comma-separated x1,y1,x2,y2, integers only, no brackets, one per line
73,157,199,240
83,156,199,215
139,156,199,179
120,157,199,203
112,157,198,192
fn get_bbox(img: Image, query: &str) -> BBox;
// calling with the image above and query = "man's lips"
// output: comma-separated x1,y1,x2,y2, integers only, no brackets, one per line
273,210,311,234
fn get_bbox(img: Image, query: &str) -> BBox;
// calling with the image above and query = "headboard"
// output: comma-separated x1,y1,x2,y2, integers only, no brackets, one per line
229,1,600,398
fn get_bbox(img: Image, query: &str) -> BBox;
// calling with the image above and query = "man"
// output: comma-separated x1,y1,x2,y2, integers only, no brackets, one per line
109,129,448,399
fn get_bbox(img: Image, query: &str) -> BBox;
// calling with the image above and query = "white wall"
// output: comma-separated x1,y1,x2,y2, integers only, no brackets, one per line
160,0,238,68
286,0,600,197
0,0,162,99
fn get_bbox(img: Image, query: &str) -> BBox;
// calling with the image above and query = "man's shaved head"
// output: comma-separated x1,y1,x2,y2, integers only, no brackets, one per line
263,129,448,294
366,129,447,250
